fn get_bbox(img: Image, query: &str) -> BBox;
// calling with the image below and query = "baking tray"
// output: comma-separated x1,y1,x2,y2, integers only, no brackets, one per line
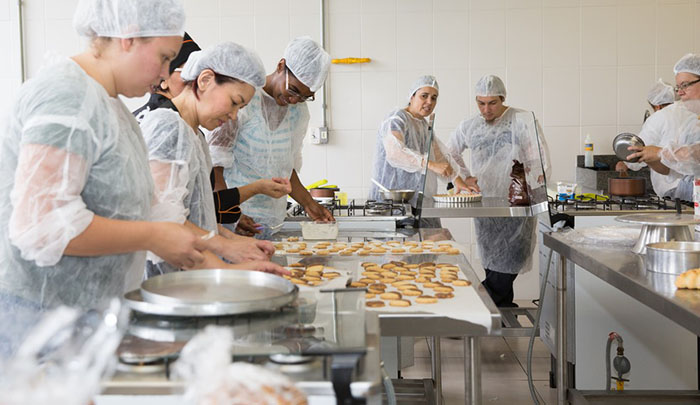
125,270,297,317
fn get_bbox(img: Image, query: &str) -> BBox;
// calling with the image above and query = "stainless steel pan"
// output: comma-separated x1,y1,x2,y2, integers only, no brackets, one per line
645,241,700,274
380,189,415,202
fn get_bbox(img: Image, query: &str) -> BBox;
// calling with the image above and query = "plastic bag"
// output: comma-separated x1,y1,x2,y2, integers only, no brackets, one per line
508,160,531,206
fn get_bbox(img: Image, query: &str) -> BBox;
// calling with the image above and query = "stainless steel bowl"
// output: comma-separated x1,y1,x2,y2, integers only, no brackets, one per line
613,133,645,163
380,189,415,202
632,224,694,254
645,241,700,274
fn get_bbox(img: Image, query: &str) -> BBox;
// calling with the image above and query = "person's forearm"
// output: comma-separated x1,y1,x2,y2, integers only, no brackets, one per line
238,182,260,203
648,161,671,175
289,170,313,206
212,167,227,192
64,216,153,256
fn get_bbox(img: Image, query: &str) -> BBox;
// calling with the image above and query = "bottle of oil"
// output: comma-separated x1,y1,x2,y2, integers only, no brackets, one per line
584,134,594,168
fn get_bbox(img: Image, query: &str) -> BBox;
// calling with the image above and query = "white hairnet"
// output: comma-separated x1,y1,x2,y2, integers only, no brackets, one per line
73,0,185,39
180,42,266,88
283,36,331,92
475,75,507,98
407,75,439,102
673,53,700,77
647,78,675,106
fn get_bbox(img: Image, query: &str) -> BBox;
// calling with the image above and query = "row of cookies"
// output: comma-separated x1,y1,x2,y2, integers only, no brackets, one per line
274,239,461,256
282,263,342,287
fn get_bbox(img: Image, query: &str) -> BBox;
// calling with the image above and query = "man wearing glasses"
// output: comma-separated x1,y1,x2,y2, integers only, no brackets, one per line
207,36,333,238
618,54,700,201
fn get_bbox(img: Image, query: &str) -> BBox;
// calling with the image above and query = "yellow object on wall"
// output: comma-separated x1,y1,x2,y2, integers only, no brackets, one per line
331,57,371,64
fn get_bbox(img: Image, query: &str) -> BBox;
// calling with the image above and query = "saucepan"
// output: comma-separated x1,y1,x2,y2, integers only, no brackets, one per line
372,178,415,202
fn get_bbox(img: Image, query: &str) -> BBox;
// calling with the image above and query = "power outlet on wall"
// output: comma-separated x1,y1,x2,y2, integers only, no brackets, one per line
310,127,328,144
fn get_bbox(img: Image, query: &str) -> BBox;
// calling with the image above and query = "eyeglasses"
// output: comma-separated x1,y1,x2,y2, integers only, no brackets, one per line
286,68,315,102
675,78,700,92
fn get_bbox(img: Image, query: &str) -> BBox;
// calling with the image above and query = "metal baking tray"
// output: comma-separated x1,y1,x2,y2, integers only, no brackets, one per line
645,241,700,275
125,270,298,317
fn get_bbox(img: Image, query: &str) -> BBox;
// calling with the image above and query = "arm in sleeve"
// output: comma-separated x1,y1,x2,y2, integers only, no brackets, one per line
447,124,471,179
431,136,461,182
626,115,665,171
291,105,311,172
206,119,239,169
383,130,428,173
660,142,700,177
212,187,242,224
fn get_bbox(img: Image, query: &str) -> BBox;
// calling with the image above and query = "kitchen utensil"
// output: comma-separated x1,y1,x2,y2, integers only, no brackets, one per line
616,213,700,254
608,177,645,196
138,270,297,313
309,187,338,198
380,189,416,203
645,241,700,274
613,133,645,163
305,179,328,190
300,221,339,240
371,178,390,193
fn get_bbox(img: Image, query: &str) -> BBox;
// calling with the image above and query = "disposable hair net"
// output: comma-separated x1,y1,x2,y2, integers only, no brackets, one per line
369,108,460,206
407,75,439,102
475,75,506,98
139,108,217,276
174,326,308,405
447,107,551,274
283,36,331,92
73,0,185,39
169,32,201,74
206,89,310,232
647,78,675,106
658,100,700,177
180,42,266,88
0,58,153,357
673,53,700,77
0,300,127,405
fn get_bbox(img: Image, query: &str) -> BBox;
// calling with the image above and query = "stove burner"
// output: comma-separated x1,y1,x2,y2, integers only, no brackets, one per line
550,194,694,212
269,353,315,365
284,323,317,337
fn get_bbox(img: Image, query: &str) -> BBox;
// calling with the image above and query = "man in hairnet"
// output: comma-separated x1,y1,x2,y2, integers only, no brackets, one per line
620,54,700,201
448,75,551,307
207,37,332,238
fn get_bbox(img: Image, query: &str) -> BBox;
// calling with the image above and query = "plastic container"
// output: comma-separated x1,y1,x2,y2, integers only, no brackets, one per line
584,134,594,168
300,221,339,240
557,182,577,201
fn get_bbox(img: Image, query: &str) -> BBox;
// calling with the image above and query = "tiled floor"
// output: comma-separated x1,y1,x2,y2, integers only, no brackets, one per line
398,304,557,404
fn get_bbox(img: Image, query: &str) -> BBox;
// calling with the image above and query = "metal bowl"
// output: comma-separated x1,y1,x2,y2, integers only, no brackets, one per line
612,133,645,163
380,189,415,202
646,241,700,274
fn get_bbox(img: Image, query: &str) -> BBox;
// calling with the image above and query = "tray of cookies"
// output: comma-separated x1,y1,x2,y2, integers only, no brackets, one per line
433,192,482,203
273,239,463,257
282,263,350,289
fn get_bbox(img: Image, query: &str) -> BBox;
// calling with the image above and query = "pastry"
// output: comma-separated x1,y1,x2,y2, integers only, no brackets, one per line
380,292,402,300
392,248,406,254
382,263,397,270
365,292,376,299
452,279,472,287
290,278,307,285
379,277,396,283
323,271,341,278
303,275,321,282
339,250,353,256
380,271,397,278
402,288,423,296
416,295,438,304
287,236,299,242
436,292,454,299
361,262,374,268
289,262,305,268
405,264,419,269
409,248,424,253
675,268,700,289
286,248,300,253
350,281,367,288
359,277,375,284
366,300,385,308
434,286,454,293
365,273,381,280
396,283,419,291
389,299,411,307
423,282,443,288
397,274,416,281
357,250,371,256
299,250,313,256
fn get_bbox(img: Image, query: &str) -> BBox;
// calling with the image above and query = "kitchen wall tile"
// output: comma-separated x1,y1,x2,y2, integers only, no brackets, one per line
254,0,290,15
360,13,397,72
581,7,617,66
0,0,9,21
22,0,43,20
581,0,616,6
617,65,655,126
220,16,256,48
542,126,580,183
306,97,324,131
23,20,45,78
469,9,506,68
44,19,81,57
325,130,365,189
506,0,543,9
298,143,327,186
542,0,580,6
290,13,321,43
397,12,434,71
655,65,677,86
397,69,431,104
328,72,362,130
617,124,644,137
470,0,505,10
580,67,617,126
507,67,544,122
397,0,434,13
435,0,468,12
361,71,397,130
506,8,543,67
542,67,580,127
617,5,655,65
580,125,617,155
543,7,580,67
328,1,360,14
329,13,361,73
433,69,470,130
184,0,220,17
434,12,468,69
290,0,319,15
44,0,78,19
186,17,221,49
657,3,693,67
254,14,290,71
362,130,378,190
220,0,254,15
361,0,396,14
658,0,692,4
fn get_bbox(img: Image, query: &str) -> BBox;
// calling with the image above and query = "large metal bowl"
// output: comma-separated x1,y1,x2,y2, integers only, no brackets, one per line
646,241,700,274
380,189,415,202
613,133,645,163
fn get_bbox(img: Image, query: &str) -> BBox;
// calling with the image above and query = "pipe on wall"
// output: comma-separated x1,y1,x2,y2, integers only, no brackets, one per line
17,0,25,82
319,0,328,128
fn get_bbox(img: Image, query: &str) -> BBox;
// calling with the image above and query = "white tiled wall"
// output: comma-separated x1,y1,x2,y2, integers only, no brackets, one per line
10,0,700,298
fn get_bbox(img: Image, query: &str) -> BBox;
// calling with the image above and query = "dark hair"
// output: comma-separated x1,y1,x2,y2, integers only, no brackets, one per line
184,72,242,100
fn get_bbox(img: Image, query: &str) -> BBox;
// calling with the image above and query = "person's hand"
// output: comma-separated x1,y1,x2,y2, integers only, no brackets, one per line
627,145,662,164
148,222,207,269
217,224,238,240
615,161,629,172
304,200,334,222
210,235,268,263
454,176,480,193
235,214,261,236
228,261,290,277
428,161,454,178
255,177,292,198
537,174,545,184
253,239,275,257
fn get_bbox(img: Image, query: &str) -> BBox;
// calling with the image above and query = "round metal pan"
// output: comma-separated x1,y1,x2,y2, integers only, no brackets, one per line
613,133,645,162
645,241,700,274
380,189,415,202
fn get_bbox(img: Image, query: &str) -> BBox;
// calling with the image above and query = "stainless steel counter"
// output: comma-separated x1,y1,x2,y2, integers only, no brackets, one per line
420,197,548,218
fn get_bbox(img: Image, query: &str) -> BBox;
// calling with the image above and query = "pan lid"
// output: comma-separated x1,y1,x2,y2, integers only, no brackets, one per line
615,213,700,226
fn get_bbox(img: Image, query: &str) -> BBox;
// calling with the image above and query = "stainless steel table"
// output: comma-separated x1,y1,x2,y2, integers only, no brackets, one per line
420,197,548,218
543,231,700,404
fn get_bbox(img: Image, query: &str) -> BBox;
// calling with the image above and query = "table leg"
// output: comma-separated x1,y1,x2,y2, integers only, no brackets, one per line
464,336,481,405
430,336,442,405
557,254,569,404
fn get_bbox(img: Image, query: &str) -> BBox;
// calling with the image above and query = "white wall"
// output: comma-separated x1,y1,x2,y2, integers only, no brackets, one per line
10,0,700,298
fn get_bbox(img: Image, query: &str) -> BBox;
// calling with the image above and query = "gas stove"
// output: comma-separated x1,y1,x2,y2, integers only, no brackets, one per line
293,198,410,218
549,194,694,215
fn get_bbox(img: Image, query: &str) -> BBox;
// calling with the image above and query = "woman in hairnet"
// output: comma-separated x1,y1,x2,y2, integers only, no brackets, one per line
448,75,551,307
368,75,479,227
0,0,211,358
139,42,290,278
207,37,333,239
623,54,700,201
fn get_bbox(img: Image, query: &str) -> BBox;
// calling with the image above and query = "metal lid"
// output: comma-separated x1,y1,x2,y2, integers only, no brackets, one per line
615,213,700,226
613,133,645,163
